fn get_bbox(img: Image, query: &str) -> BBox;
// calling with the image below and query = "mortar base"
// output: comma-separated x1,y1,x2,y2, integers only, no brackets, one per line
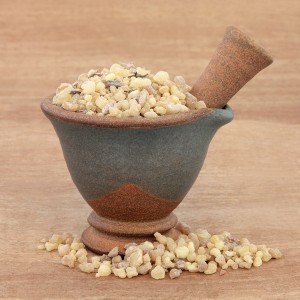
81,211,181,254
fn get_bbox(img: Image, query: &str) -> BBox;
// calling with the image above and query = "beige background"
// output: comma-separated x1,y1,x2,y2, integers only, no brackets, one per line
0,0,299,299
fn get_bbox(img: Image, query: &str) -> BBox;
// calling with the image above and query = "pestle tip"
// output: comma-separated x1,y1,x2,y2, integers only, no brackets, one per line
225,25,273,66
191,26,274,109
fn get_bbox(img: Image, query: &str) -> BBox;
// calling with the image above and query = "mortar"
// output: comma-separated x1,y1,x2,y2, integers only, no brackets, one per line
41,26,273,254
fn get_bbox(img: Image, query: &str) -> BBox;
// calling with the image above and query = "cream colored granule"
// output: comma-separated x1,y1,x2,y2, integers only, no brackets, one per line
185,262,198,272
155,256,162,266
112,267,126,279
188,232,200,249
151,265,166,280
75,248,88,258
96,263,112,277
162,256,175,268
196,229,211,241
139,241,154,252
79,262,95,273
52,63,207,118
142,253,151,263
124,245,140,258
175,246,189,259
269,248,283,259
204,262,217,275
166,238,177,252
108,246,119,258
49,234,63,245
253,256,263,267
129,248,143,267
112,255,122,264
61,252,76,268
137,262,152,275
45,242,58,252
215,255,226,266
70,241,84,251
77,255,88,264
58,244,71,257
154,232,168,245
91,256,101,269
262,251,272,262
126,266,139,278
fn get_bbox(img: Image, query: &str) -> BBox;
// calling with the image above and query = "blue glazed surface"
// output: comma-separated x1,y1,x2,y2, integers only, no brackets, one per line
49,106,233,202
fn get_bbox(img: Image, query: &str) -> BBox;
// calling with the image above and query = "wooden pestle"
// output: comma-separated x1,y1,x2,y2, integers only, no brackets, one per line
191,26,273,108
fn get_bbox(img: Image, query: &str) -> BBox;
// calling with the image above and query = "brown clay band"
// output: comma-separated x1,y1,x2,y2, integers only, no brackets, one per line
87,184,180,222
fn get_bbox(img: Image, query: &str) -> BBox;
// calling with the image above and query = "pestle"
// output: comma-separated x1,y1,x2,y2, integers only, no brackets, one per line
191,26,273,108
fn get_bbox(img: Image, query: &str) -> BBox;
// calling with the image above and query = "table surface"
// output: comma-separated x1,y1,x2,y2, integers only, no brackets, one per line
1,0,299,299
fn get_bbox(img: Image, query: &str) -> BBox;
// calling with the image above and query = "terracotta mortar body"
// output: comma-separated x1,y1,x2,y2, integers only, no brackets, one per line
41,26,272,254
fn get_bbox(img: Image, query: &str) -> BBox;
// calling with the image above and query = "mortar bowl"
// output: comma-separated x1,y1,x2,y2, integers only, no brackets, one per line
41,98,233,253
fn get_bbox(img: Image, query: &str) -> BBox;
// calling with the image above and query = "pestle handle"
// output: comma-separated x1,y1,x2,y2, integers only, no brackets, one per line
191,26,273,108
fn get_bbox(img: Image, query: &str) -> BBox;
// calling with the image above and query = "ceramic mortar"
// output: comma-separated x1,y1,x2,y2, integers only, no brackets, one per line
41,100,233,253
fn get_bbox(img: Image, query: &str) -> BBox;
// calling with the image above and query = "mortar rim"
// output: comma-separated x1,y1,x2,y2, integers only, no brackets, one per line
41,96,232,129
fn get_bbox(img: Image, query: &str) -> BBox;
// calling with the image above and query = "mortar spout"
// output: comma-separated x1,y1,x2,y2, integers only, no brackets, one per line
210,105,234,130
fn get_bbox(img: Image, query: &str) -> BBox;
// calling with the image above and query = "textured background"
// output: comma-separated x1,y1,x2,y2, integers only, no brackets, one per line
0,0,299,298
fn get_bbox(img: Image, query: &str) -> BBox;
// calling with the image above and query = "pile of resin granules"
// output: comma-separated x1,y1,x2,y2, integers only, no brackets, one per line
52,63,206,118
37,224,282,280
